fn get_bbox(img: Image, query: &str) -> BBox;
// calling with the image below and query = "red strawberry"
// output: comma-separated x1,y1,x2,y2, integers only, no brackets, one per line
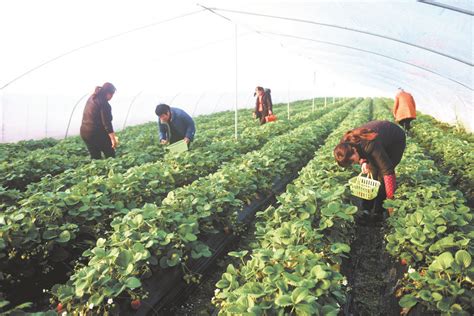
400,258,407,266
131,299,141,310
56,303,63,312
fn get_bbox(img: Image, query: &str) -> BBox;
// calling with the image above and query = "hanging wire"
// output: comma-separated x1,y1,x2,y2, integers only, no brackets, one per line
261,31,473,91
0,9,205,90
192,92,206,116
202,6,473,67
122,91,143,129
199,5,472,92
64,92,88,139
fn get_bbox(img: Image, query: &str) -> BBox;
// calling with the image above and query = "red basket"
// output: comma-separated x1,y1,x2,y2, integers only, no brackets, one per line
265,114,277,123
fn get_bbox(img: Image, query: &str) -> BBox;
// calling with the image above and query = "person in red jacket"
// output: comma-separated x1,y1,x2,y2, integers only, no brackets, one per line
253,86,273,125
333,120,406,218
393,88,416,133
80,82,118,159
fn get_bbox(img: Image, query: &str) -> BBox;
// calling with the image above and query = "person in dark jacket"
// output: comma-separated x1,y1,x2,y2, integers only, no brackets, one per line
333,120,406,217
80,82,118,159
253,86,273,125
155,104,195,145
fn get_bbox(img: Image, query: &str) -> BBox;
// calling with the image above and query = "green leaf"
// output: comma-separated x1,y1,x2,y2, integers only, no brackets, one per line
292,288,309,304
436,297,453,312
184,233,197,241
275,295,293,307
12,213,25,221
0,301,9,308
455,250,471,268
228,250,248,258
58,230,71,243
89,293,104,306
399,295,418,308
125,277,141,289
321,304,339,316
330,243,350,254
295,303,316,315
216,279,230,289
431,292,443,301
311,265,328,279
430,252,454,272
42,230,57,240
96,238,106,247
115,250,133,268
419,290,432,301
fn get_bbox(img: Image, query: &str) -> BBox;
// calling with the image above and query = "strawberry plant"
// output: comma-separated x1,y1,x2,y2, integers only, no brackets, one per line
213,99,372,315
48,100,359,314
373,100,474,314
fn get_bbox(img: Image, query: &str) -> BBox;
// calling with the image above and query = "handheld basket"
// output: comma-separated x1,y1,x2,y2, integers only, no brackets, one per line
167,139,188,153
265,114,277,123
348,172,381,200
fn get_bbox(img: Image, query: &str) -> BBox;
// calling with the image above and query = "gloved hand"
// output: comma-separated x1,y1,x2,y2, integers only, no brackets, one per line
361,162,370,174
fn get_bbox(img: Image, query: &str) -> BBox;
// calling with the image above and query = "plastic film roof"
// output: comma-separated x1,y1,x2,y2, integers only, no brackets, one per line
0,0,472,141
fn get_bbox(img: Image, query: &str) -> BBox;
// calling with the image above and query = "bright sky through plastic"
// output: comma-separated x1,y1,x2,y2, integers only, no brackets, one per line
0,0,472,141
0,0,385,96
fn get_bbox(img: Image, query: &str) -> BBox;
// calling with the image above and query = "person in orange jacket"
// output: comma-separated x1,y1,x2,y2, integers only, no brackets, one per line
393,88,416,133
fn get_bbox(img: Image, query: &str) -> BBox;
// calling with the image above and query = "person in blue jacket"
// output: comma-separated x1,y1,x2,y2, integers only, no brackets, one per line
155,103,195,145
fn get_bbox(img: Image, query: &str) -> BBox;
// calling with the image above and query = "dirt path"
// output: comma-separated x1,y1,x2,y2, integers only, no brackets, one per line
345,219,403,316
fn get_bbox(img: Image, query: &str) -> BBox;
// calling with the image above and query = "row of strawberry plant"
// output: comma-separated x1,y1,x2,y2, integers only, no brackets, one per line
0,100,344,302
0,105,272,211
408,111,474,206
212,99,372,315
12,110,260,206
0,99,318,199
0,106,257,191
47,99,360,314
373,102,473,315
0,100,332,261
0,100,323,212
0,138,59,163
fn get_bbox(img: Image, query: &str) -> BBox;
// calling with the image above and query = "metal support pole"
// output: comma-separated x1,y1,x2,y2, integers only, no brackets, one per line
287,85,290,120
45,96,48,137
123,91,143,129
312,71,316,112
1,90,4,142
234,24,238,139
324,96,327,107
65,93,88,139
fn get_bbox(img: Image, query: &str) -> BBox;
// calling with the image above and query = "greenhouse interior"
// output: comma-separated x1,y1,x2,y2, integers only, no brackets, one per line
0,0,472,315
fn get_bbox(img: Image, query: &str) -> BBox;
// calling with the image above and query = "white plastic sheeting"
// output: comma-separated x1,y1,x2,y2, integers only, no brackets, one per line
0,0,472,142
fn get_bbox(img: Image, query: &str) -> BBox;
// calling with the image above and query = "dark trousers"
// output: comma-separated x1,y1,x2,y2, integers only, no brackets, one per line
256,111,267,125
81,131,115,160
361,138,406,214
399,118,414,132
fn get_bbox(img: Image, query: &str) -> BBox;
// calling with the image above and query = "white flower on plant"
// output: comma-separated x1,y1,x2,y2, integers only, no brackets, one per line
62,312,67,316
408,267,415,274
342,279,348,286
88,303,94,310
107,298,113,305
